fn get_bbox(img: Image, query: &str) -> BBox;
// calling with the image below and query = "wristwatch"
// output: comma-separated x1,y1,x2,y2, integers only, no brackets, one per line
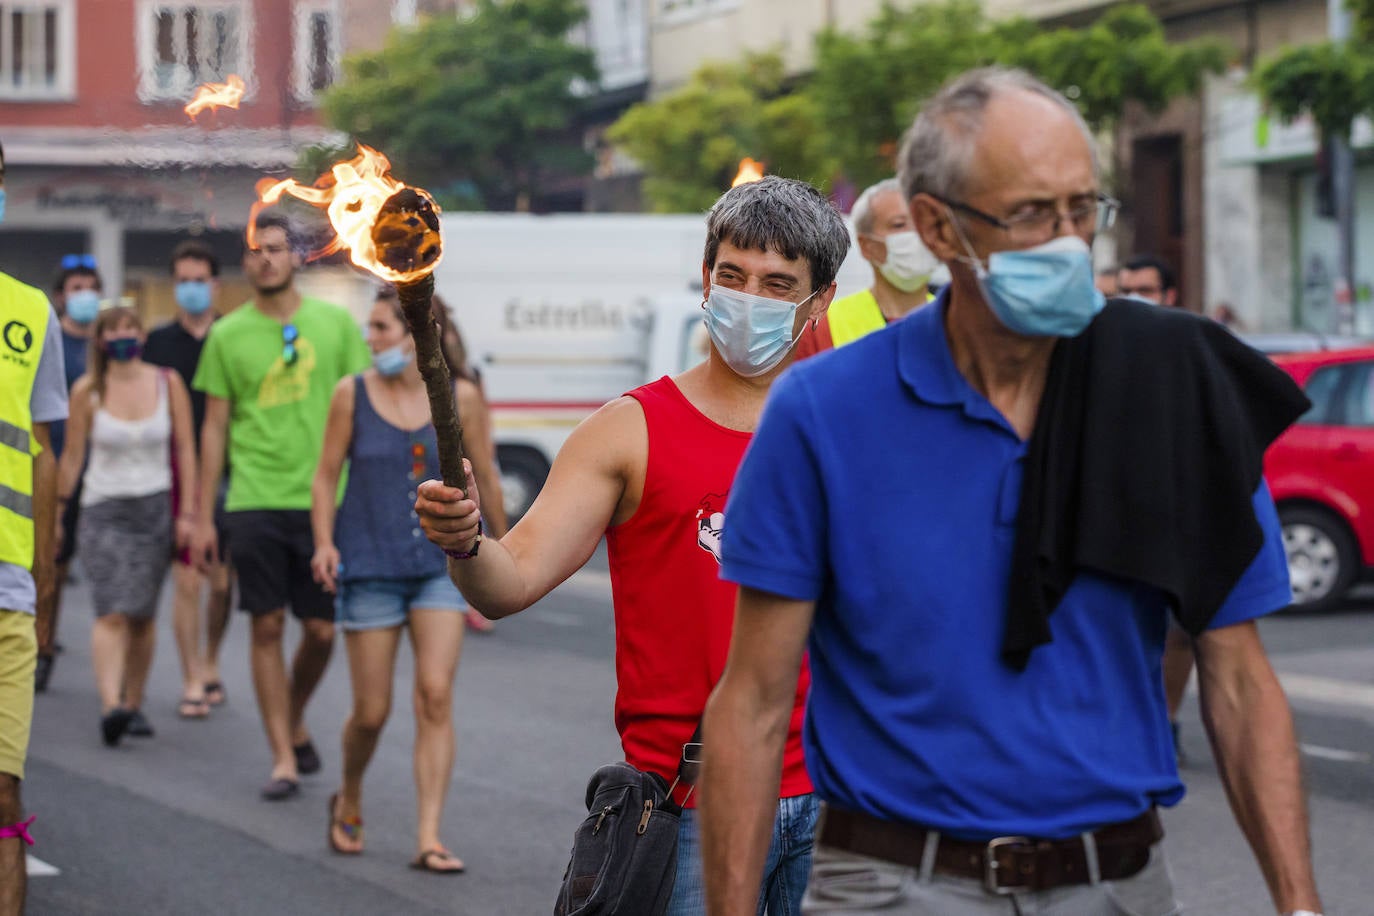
443,520,482,560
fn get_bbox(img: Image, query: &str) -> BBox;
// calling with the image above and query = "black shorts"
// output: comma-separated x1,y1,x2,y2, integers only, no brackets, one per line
222,510,335,620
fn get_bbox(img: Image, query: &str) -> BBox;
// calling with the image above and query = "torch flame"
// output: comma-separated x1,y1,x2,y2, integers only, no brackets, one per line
249,144,442,284
731,157,765,188
184,74,246,120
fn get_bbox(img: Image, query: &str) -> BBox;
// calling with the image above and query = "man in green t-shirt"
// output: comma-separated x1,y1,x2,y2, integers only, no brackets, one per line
192,213,370,801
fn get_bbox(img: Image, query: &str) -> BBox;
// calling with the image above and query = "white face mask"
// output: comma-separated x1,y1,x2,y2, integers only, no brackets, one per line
875,230,937,292
703,285,818,378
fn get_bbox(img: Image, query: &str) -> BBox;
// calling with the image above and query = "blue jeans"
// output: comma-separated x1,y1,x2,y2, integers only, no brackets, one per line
667,793,819,916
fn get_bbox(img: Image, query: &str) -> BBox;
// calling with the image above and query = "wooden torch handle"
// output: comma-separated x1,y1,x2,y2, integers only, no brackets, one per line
396,273,468,493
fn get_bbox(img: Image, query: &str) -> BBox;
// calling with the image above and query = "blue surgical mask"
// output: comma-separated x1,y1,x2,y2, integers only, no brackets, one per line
958,233,1104,338
373,343,413,377
0,188,7,224
66,289,101,325
175,280,213,315
704,285,817,378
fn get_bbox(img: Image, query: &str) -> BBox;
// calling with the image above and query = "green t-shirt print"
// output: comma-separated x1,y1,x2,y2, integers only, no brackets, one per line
193,297,371,512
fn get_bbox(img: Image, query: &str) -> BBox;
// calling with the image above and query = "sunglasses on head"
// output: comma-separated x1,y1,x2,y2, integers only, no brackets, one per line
61,254,97,270
282,324,299,366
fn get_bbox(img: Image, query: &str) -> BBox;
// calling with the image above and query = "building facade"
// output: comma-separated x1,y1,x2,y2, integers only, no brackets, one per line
0,0,353,314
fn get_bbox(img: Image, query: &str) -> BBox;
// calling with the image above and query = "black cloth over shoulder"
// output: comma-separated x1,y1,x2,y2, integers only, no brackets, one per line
1003,299,1310,670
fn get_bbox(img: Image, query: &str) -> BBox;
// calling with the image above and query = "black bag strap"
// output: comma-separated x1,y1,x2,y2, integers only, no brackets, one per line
676,721,703,788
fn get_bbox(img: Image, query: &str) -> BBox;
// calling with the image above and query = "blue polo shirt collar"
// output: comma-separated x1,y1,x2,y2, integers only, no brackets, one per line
897,290,1019,437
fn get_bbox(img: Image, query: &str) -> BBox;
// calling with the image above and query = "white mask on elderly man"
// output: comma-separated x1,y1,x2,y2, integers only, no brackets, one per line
875,231,938,292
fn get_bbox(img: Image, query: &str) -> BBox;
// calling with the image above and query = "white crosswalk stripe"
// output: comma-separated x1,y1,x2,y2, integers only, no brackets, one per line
25,855,59,877
1278,672,1374,711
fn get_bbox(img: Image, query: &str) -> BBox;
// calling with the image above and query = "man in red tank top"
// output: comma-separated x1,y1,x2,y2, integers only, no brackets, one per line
415,177,851,913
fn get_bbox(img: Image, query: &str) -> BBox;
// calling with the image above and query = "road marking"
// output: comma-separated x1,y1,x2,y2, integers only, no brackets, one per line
25,855,59,876
1277,673,1374,711
1299,743,1372,763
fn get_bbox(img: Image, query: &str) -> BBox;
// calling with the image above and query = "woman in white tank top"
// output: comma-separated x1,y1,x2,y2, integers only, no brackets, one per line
56,306,197,747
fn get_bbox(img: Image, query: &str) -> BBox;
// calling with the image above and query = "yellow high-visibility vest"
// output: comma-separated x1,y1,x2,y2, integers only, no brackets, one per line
827,289,886,348
0,272,51,570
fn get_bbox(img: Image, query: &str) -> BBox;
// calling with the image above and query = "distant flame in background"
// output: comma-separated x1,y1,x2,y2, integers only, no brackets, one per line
250,143,442,284
731,157,765,188
184,74,246,120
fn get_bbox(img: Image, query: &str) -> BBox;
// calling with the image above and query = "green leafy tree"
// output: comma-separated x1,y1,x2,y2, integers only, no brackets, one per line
606,53,836,212
1000,5,1229,129
1255,0,1374,140
612,2,1228,208
320,0,598,211
806,0,990,194
808,2,1229,190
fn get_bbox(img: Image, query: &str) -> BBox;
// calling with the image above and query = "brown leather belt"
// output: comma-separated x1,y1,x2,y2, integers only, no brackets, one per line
818,805,1163,895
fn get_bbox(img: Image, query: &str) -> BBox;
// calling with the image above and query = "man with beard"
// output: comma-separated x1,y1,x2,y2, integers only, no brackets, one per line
192,213,370,800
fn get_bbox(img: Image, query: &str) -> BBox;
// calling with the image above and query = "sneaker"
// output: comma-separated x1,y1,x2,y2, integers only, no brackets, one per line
294,740,321,775
34,653,54,692
127,710,155,738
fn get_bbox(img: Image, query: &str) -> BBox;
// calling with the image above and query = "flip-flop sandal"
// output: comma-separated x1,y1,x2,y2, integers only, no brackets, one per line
409,847,465,874
178,698,210,719
203,681,226,706
260,777,299,801
327,793,364,854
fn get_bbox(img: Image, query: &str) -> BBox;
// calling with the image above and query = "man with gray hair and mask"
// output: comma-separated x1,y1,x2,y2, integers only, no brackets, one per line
793,178,936,359
414,176,849,913
700,68,1322,916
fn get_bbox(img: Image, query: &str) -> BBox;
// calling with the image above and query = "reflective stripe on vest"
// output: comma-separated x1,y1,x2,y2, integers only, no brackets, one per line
0,273,51,570
827,289,886,348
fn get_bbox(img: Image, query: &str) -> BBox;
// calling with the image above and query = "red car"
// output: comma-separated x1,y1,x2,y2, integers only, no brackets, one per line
1264,345,1374,610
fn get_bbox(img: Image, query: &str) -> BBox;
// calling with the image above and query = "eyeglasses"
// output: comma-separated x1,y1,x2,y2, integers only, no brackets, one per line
61,254,98,270
282,324,299,366
932,193,1119,247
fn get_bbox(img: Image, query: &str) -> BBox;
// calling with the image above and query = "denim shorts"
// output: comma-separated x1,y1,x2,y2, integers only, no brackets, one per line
336,572,467,631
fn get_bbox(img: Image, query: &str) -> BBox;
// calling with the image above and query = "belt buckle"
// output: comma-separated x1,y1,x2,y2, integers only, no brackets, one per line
983,836,1034,895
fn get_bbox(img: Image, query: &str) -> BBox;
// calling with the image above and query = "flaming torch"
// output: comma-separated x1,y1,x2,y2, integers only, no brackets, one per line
184,74,246,121
251,145,465,490
731,157,766,188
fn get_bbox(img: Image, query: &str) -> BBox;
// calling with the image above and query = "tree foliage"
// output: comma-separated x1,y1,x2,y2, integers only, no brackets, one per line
1001,5,1229,129
1254,1,1374,140
320,0,598,210
611,2,1229,209
605,53,835,213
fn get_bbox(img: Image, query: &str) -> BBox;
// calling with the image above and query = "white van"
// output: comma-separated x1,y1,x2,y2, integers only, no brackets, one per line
431,213,872,521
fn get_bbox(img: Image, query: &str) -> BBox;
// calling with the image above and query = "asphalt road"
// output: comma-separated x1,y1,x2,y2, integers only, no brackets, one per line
20,562,1374,915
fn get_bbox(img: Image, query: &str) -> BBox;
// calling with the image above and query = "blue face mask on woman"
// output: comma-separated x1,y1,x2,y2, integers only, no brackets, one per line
373,343,413,377
704,285,818,378
956,232,1105,338
103,336,142,362
175,280,213,316
66,289,101,325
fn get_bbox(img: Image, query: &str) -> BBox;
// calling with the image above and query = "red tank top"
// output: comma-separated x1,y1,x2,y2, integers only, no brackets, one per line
607,376,812,807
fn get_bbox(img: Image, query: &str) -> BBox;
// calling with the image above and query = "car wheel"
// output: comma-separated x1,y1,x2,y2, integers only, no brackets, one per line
496,446,549,527
1279,505,1359,611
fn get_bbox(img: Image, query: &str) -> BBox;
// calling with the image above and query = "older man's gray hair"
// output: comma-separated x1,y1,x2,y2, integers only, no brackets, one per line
851,178,903,237
896,67,1098,204
704,176,851,292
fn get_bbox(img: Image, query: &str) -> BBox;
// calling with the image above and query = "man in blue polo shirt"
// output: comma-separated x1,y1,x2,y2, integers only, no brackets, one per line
699,68,1323,916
